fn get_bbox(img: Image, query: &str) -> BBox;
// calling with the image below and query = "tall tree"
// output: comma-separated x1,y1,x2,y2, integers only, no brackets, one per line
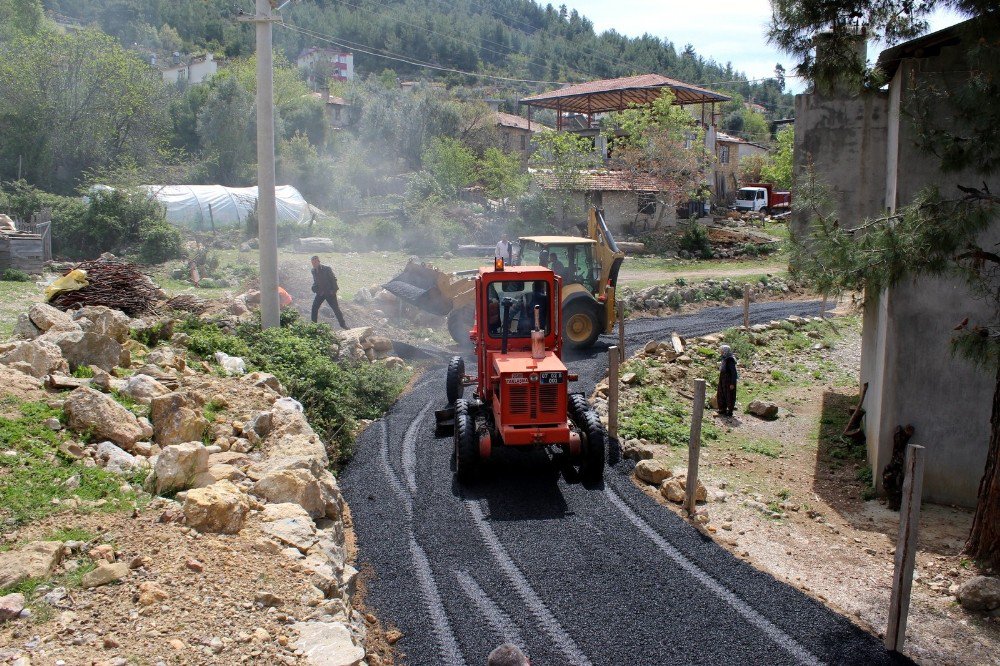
0,29,169,192
771,1,1000,566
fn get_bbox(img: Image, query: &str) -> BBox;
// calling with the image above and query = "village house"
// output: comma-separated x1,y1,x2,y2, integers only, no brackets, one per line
159,53,217,85
793,18,996,506
312,90,352,130
531,170,671,236
713,131,769,204
297,47,354,88
495,112,540,163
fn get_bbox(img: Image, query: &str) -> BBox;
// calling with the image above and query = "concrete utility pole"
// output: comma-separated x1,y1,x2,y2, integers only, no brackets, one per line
242,0,280,328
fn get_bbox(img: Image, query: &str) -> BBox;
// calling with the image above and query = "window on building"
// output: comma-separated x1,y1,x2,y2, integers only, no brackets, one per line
720,145,730,164
502,132,511,150
520,134,526,151
638,192,657,215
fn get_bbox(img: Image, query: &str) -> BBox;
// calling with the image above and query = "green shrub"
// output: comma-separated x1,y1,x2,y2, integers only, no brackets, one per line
638,228,678,255
679,223,713,259
179,311,409,464
620,385,718,446
1,268,31,282
138,220,183,264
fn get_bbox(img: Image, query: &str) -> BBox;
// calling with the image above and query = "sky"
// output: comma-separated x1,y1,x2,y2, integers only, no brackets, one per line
564,0,970,93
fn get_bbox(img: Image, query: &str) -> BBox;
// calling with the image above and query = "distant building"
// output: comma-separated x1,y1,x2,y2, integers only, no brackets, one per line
297,48,354,86
311,90,352,129
713,132,769,204
496,112,542,162
160,53,217,85
532,169,672,235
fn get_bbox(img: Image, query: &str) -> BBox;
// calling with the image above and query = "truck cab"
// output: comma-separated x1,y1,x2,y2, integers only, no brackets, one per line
735,186,769,212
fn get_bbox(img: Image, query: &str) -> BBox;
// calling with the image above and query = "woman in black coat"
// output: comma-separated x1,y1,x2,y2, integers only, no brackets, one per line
716,344,738,417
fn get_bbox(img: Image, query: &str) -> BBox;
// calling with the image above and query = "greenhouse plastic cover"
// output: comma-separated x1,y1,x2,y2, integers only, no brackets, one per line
136,185,310,230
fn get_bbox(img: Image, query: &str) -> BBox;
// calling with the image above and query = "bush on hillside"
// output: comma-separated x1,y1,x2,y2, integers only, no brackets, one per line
679,223,713,259
180,310,409,464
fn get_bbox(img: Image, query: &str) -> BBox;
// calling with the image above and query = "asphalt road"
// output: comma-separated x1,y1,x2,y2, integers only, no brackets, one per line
341,301,911,665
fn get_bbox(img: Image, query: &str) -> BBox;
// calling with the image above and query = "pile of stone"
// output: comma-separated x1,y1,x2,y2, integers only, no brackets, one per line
633,459,709,506
620,275,797,313
3,303,141,377
0,301,383,664
337,326,405,369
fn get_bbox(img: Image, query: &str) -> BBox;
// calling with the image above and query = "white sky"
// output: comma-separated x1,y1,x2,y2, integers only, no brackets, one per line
565,0,970,93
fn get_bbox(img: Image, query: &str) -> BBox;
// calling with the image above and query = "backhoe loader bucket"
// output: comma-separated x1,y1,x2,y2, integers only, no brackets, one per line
383,261,474,317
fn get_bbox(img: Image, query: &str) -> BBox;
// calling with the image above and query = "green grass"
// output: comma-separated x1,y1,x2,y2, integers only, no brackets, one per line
203,398,227,423
740,437,783,458
44,527,97,543
0,401,145,526
620,384,719,446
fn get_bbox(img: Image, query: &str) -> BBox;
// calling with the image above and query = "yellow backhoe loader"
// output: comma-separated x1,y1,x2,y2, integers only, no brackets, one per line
384,208,625,349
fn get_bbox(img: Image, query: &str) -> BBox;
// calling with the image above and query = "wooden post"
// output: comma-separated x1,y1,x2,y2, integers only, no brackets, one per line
821,295,828,320
208,203,217,237
608,346,619,439
617,302,625,362
885,444,926,653
685,378,706,516
743,284,751,330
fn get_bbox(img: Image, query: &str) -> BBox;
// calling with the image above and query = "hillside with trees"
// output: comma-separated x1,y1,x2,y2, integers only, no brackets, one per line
41,0,793,119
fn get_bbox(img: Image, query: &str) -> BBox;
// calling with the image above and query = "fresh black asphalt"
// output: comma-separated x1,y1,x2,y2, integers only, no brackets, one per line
340,301,913,665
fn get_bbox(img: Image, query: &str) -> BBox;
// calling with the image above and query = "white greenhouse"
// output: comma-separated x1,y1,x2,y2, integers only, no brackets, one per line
136,185,311,230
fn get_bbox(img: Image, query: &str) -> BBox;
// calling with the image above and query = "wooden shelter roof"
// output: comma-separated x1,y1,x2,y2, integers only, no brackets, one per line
521,74,730,113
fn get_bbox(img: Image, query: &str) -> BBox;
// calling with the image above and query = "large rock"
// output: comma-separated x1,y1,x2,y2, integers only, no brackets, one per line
95,441,140,474
292,621,365,666
634,459,673,485
183,480,250,534
150,392,208,446
0,592,25,622
40,329,123,371
64,387,144,450
0,541,64,589
660,475,707,504
747,400,779,420
121,373,170,404
0,339,68,378
81,562,129,588
956,576,1000,612
12,313,41,340
152,442,209,495
28,303,75,332
260,503,318,552
243,371,283,393
254,469,326,519
72,306,131,343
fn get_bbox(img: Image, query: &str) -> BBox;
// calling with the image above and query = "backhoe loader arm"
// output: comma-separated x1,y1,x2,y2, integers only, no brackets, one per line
588,208,625,332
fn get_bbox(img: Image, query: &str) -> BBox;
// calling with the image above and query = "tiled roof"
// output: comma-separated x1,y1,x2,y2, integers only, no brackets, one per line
521,74,730,113
715,132,746,143
532,169,671,192
495,111,543,132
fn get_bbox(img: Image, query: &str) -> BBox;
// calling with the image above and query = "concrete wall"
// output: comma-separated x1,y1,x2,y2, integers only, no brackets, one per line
793,92,889,232
806,30,996,507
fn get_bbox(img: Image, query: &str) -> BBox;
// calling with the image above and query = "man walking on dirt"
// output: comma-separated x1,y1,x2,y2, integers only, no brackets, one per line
495,233,512,264
310,256,348,329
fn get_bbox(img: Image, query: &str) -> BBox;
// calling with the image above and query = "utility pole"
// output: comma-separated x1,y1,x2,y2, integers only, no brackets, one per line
240,0,280,328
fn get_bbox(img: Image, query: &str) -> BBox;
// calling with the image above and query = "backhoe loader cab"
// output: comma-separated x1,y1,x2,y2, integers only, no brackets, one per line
437,261,607,484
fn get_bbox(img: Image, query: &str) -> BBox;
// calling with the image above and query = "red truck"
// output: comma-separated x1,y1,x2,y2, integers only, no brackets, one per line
734,183,792,214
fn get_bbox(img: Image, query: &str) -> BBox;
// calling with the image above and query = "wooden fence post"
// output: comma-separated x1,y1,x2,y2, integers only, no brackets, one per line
617,302,625,363
885,444,926,653
821,294,828,320
608,346,619,439
743,285,751,330
685,378,707,516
